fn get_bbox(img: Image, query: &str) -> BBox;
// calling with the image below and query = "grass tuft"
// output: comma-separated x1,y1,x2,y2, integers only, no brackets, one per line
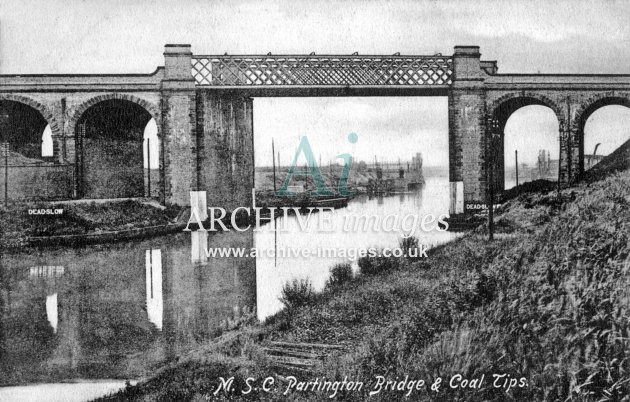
326,262,353,290
278,278,316,310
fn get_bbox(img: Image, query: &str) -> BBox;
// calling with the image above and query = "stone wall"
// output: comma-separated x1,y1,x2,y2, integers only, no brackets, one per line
160,90,197,205
197,92,254,212
82,138,144,199
0,164,73,201
448,46,487,213
449,89,487,204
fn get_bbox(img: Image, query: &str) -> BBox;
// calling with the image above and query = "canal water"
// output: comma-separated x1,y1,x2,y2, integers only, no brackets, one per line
0,176,454,393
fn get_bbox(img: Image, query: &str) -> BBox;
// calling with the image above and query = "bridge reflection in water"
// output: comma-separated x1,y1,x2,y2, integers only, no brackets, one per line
0,230,256,385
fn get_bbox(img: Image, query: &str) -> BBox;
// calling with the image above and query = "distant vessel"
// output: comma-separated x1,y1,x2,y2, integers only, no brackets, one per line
367,152,425,195
406,152,425,190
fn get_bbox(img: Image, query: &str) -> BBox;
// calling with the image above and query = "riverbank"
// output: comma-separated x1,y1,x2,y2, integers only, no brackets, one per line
0,200,182,249
97,158,629,400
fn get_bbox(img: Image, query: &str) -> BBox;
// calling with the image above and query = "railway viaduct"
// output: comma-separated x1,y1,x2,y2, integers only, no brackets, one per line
0,44,628,214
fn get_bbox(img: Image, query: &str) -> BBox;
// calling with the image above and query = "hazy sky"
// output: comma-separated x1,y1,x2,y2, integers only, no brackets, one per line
2,0,628,74
1,0,629,167
254,97,448,167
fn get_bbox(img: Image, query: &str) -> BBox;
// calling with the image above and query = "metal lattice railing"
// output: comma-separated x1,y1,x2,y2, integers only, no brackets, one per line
191,54,452,86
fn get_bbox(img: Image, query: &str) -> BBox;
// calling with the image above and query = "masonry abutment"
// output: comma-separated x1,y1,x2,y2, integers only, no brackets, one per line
161,44,197,205
448,46,486,214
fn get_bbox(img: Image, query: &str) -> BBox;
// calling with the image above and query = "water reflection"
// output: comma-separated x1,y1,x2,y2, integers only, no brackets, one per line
0,176,453,385
0,230,257,385
145,249,163,330
46,293,58,333
190,231,208,264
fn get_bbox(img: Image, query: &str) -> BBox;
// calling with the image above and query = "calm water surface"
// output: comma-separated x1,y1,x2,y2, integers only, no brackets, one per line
0,176,454,387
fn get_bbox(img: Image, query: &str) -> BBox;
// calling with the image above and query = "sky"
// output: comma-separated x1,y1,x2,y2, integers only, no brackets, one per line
1,0,629,167
253,97,448,167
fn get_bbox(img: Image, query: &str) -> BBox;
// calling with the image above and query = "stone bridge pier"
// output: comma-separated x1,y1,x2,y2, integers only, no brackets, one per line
160,45,254,209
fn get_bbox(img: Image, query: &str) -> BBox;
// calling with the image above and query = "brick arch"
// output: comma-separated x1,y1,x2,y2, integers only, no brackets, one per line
486,92,563,194
574,93,630,174
67,93,160,137
487,92,564,122
0,93,62,138
574,93,630,127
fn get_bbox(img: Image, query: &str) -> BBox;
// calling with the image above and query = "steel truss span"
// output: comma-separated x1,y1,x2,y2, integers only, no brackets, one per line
192,54,453,86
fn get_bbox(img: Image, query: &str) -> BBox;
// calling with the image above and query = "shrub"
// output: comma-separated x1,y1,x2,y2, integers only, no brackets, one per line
357,253,398,275
325,262,353,289
279,278,315,310
399,236,420,260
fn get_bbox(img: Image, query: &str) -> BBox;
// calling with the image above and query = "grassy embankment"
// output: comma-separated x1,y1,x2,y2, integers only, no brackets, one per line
101,145,628,401
0,200,182,248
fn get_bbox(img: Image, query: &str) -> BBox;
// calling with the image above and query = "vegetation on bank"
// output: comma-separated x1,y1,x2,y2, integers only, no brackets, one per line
98,157,628,400
0,200,182,248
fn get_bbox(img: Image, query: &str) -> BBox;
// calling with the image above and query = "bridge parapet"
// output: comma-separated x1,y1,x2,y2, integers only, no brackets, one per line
0,71,163,92
486,73,630,89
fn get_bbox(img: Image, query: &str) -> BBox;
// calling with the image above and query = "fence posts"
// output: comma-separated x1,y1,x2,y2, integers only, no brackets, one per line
147,138,151,198
515,150,519,188
486,117,500,241
1,142,8,205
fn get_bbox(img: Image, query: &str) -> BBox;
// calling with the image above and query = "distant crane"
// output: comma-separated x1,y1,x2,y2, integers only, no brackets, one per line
593,143,601,157
589,143,601,168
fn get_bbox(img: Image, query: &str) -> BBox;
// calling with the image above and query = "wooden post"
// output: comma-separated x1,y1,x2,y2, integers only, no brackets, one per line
76,123,85,199
557,121,563,196
3,143,8,205
147,138,151,198
515,150,519,187
566,100,572,185
272,138,277,192
488,146,494,241
487,117,499,241
567,131,571,184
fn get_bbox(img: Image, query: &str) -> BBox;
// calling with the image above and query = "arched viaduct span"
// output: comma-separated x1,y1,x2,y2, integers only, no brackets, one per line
0,44,628,213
